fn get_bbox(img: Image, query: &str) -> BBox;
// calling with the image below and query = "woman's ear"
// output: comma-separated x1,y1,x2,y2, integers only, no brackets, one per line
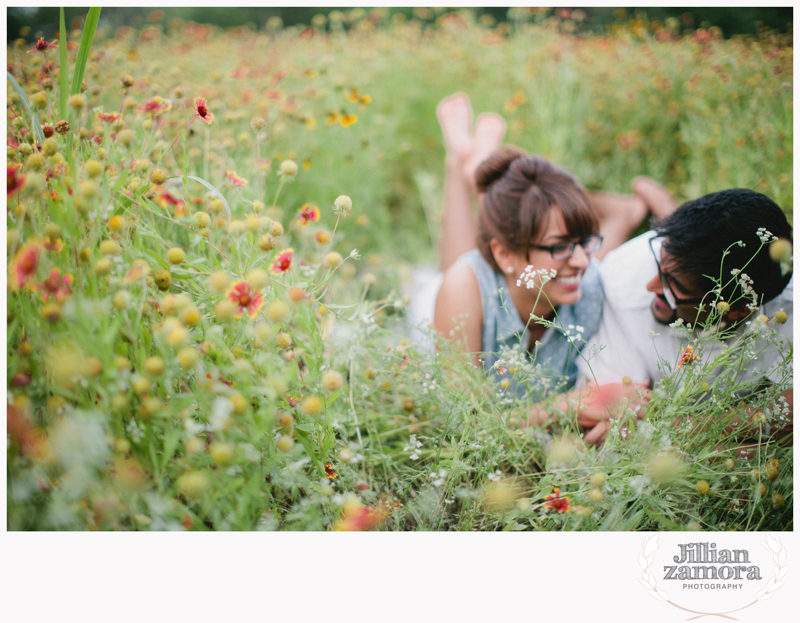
490,239,514,274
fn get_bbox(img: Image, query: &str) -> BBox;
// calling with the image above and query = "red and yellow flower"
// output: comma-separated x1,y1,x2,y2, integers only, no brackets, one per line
96,111,122,124
296,204,320,226
8,164,26,197
226,280,265,319
9,240,42,290
33,268,73,303
193,97,213,125
543,487,572,513
225,169,248,187
677,345,700,368
137,96,171,116
272,248,294,274
29,37,58,53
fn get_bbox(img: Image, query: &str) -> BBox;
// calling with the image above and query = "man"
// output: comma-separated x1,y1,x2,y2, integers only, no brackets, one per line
543,189,793,443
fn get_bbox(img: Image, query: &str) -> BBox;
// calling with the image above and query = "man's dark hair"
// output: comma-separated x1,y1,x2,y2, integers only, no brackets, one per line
654,188,792,306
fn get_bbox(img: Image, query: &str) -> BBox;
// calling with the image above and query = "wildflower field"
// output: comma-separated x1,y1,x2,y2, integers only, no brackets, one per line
6,8,793,531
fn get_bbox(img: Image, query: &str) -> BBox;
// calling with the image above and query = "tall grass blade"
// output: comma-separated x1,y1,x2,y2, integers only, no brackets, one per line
66,7,102,155
6,72,45,146
71,8,102,96
58,8,68,119
182,175,232,221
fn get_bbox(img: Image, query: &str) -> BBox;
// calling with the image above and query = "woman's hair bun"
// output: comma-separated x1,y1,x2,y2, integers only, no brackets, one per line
474,145,527,193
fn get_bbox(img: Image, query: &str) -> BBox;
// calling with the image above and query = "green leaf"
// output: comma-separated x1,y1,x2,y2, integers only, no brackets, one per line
59,8,68,119
6,72,45,146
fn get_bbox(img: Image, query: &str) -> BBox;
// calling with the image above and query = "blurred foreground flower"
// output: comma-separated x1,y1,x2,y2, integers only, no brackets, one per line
226,281,264,319
9,240,42,289
334,502,389,531
272,248,294,273
297,204,320,226
544,487,571,513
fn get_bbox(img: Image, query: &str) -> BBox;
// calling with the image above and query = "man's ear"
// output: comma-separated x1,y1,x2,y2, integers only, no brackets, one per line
724,301,752,323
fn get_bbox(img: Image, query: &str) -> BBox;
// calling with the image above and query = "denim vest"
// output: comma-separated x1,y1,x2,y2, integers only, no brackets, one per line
456,249,603,399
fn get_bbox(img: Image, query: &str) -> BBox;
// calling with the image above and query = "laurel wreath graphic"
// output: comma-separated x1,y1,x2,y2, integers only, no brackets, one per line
638,534,787,620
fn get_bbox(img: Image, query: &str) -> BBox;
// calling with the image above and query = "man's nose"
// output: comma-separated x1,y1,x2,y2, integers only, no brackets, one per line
645,272,662,294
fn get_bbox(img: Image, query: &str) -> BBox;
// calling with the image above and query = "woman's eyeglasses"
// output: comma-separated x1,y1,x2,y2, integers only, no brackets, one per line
530,234,604,261
648,236,706,310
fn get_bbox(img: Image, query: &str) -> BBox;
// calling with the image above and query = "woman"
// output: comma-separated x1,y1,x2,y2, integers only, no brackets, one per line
433,93,675,399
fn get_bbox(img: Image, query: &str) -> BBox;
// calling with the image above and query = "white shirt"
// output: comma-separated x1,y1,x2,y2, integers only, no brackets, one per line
577,232,793,388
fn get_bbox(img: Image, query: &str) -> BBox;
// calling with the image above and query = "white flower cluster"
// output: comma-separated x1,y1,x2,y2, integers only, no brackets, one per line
429,469,447,487
564,323,585,345
403,434,422,460
516,265,557,289
126,418,145,443
757,227,776,244
731,269,759,312
487,469,503,482
421,373,438,395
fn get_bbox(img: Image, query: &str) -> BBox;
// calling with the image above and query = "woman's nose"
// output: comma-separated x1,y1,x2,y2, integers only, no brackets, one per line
569,244,590,268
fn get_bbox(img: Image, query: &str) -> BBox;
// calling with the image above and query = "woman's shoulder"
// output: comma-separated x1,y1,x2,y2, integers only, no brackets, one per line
435,260,483,319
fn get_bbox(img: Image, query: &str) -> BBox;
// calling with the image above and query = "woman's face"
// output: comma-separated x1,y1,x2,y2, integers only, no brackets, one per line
507,208,593,310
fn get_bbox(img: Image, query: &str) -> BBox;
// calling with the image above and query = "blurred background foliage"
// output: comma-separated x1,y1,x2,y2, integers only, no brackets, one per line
7,6,794,42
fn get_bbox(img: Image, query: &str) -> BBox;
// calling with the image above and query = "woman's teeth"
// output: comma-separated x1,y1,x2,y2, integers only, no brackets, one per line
555,275,581,286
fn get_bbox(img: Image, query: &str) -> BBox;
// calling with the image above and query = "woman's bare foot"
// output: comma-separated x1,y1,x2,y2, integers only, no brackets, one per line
632,176,678,219
436,92,474,165
464,112,507,186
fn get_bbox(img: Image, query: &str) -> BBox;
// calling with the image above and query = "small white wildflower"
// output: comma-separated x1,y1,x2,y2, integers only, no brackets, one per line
403,434,423,460
349,248,361,260
209,397,233,431
517,265,556,289
757,227,776,244
487,469,502,482
430,469,447,487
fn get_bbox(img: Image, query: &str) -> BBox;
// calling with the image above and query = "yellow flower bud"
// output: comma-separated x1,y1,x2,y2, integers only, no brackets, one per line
215,299,236,322
276,332,292,349
322,369,344,392
267,300,289,323
301,395,322,416
276,435,295,453
279,159,298,177
167,247,185,265
324,251,343,268
209,271,230,292
144,356,165,376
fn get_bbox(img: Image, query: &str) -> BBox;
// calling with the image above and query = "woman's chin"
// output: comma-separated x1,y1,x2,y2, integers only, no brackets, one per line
549,286,582,307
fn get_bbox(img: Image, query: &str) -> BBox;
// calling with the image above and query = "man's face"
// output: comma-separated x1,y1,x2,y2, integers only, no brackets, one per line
645,246,711,326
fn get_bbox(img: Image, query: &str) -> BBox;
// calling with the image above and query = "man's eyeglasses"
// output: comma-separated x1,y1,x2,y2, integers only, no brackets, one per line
530,234,604,261
648,236,706,310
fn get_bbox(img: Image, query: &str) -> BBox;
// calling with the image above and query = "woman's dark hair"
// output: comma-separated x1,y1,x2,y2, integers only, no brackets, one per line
475,146,598,272
655,188,792,305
